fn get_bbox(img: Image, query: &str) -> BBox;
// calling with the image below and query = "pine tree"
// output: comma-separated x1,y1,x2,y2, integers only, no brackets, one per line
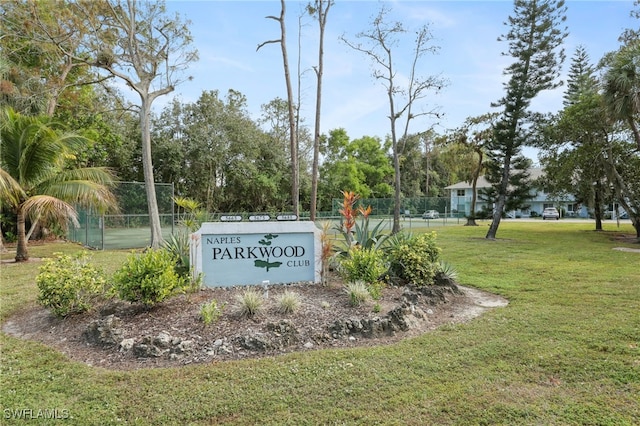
485,0,568,239
563,46,596,107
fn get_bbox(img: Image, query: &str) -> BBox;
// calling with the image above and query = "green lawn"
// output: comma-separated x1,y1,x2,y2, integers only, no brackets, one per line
1,222,639,425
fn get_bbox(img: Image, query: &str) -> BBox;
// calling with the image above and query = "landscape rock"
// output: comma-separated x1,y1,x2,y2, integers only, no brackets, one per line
133,337,169,358
153,332,173,349
119,338,135,352
83,315,124,347
235,333,273,352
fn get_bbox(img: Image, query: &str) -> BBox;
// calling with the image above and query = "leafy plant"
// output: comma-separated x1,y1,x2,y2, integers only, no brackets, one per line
36,252,107,317
319,221,334,285
163,232,191,278
435,261,459,285
113,248,189,307
276,290,301,314
334,191,389,256
200,299,225,325
366,280,386,301
174,196,207,232
384,231,415,252
344,281,370,307
235,288,264,318
337,246,388,285
387,232,441,286
353,205,389,250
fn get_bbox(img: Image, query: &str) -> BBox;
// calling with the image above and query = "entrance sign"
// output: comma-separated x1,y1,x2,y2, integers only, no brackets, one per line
191,222,321,287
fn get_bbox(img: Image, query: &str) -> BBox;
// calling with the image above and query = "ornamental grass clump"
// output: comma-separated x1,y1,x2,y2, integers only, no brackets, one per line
344,281,370,307
36,252,107,317
235,288,264,318
276,290,302,314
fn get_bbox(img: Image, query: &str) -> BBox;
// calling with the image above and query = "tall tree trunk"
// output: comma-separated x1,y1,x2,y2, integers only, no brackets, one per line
605,146,640,239
594,182,603,231
486,154,511,239
277,0,299,217
392,138,402,234
466,176,480,226
15,206,28,262
140,98,163,248
310,0,331,222
628,117,640,151
25,216,40,241
466,151,483,226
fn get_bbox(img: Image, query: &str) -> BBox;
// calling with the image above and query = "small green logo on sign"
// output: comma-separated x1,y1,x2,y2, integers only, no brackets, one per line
254,234,282,271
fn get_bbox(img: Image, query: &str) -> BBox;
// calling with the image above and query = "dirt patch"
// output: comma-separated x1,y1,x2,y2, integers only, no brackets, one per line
613,247,640,253
2,276,508,370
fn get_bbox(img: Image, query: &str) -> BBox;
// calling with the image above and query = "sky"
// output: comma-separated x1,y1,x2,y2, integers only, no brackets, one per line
153,1,637,162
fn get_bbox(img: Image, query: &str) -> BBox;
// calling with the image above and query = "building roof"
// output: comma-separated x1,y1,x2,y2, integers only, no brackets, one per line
445,168,544,190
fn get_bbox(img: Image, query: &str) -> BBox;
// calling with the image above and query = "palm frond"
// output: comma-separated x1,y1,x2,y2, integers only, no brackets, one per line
22,195,79,229
36,167,119,214
0,167,26,208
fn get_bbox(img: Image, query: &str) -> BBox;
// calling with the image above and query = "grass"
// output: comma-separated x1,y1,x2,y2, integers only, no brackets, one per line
1,222,639,425
234,288,264,318
276,290,302,314
343,281,370,307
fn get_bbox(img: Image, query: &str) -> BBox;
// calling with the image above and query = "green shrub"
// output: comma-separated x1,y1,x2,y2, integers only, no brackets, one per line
36,252,107,317
113,248,189,307
337,246,388,285
387,232,441,286
277,290,301,314
235,288,264,318
200,299,225,325
367,280,385,301
344,281,370,307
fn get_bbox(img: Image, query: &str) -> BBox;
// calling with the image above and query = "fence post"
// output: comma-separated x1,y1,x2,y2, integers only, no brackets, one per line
101,214,105,250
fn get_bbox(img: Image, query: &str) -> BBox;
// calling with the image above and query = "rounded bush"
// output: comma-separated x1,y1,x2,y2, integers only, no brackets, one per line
36,252,107,317
337,246,388,285
113,248,188,307
387,232,441,286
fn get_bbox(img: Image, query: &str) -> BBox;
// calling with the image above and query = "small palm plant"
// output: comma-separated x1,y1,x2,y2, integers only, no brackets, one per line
0,108,117,262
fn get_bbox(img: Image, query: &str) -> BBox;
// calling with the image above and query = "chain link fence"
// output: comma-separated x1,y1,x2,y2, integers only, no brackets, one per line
67,182,175,250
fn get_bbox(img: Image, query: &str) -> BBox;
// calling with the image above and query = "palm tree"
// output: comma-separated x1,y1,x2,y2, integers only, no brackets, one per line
0,108,117,262
602,43,640,150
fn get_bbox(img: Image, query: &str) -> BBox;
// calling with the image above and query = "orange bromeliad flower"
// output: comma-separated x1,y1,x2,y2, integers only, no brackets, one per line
339,191,359,235
357,205,372,219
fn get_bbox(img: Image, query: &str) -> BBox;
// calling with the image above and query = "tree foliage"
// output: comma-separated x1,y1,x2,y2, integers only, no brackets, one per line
318,129,393,211
485,0,568,239
341,5,445,233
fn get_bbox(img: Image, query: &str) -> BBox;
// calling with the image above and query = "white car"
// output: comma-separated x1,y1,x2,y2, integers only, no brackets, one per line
422,210,439,219
542,207,560,220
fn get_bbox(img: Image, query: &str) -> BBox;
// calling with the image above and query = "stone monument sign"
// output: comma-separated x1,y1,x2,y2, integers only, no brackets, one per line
191,221,321,287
